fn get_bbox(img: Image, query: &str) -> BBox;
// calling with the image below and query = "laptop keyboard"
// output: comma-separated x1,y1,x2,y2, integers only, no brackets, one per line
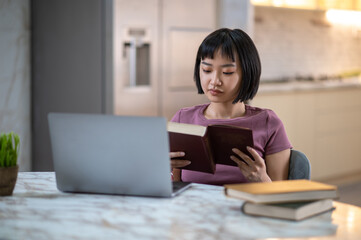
172,181,191,193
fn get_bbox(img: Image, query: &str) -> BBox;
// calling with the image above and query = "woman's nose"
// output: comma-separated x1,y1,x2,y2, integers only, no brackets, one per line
210,72,222,86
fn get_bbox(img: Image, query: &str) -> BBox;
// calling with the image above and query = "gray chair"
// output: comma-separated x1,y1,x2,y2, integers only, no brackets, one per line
288,149,311,180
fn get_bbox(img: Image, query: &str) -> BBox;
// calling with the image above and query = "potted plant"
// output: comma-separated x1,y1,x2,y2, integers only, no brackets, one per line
0,132,20,196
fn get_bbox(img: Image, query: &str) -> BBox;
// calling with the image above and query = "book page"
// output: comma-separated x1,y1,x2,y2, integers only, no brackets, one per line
167,122,207,136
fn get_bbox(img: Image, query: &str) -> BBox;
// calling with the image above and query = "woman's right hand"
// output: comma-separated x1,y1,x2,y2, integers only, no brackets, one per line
170,151,191,169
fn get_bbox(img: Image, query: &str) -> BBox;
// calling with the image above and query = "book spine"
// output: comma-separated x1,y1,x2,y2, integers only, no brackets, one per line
202,135,215,173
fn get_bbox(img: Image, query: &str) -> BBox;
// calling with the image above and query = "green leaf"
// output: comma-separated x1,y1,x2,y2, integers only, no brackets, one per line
6,151,10,167
0,134,5,167
0,132,20,167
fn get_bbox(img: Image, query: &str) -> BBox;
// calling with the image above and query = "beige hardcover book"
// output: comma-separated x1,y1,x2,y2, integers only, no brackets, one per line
242,199,335,221
224,180,338,203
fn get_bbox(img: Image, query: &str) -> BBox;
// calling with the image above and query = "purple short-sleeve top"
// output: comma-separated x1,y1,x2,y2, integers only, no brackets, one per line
171,103,292,185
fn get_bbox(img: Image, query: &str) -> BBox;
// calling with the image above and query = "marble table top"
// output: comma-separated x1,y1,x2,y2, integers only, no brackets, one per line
258,76,361,93
1,172,361,240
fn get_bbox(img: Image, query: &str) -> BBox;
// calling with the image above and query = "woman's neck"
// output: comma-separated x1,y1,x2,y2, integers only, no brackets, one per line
204,102,246,119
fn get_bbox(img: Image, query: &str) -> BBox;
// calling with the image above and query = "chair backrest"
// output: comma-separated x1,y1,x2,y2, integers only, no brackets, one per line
288,149,311,180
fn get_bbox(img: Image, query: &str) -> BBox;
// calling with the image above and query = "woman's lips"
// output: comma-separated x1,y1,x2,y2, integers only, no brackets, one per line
209,89,223,96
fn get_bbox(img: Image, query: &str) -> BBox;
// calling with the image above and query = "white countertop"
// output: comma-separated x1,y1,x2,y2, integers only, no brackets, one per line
258,77,361,93
1,172,361,240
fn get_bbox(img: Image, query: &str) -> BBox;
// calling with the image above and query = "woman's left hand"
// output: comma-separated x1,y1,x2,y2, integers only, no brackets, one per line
230,146,271,182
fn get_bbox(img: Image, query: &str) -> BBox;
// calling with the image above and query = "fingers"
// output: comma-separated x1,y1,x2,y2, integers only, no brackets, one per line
171,160,191,168
170,151,185,159
170,151,191,169
231,148,254,166
231,147,268,182
230,155,248,167
245,146,264,165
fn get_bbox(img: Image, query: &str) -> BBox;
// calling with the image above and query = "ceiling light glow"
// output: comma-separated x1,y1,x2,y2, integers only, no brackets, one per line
326,9,361,26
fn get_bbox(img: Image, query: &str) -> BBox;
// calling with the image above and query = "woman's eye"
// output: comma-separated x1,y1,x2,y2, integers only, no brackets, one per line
202,69,211,73
223,72,234,75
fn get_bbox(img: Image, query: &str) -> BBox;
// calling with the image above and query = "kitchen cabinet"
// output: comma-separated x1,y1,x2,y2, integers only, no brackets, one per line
252,86,361,181
251,0,361,11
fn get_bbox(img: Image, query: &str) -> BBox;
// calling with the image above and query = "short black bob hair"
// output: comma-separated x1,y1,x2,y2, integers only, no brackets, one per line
194,28,261,103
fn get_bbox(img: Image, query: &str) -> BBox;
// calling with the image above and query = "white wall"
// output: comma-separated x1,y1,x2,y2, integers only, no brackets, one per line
0,0,31,171
254,6,361,81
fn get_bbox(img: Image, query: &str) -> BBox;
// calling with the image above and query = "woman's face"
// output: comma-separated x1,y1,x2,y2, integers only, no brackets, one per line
200,49,242,104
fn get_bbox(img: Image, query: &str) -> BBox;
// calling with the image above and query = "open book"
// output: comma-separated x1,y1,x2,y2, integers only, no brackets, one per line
167,122,254,174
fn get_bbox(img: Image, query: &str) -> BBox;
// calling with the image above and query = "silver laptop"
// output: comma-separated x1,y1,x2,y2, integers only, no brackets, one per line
48,113,191,197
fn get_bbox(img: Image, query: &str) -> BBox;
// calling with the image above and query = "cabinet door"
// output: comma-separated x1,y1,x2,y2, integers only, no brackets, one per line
253,88,361,180
313,89,361,179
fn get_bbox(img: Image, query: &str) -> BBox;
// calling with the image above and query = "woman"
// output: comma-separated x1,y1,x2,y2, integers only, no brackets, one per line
170,28,292,185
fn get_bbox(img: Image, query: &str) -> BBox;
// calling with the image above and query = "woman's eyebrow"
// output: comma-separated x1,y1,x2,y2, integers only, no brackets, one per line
201,61,236,67
221,63,236,67
201,61,212,66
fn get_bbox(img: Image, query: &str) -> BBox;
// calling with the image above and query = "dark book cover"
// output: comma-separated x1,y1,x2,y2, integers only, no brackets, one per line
168,131,215,173
208,125,254,167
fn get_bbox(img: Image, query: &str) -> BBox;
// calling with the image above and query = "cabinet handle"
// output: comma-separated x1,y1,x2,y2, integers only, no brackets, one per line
129,38,137,87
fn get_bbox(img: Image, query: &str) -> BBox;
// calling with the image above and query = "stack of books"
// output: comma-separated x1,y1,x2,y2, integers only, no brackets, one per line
224,180,338,221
